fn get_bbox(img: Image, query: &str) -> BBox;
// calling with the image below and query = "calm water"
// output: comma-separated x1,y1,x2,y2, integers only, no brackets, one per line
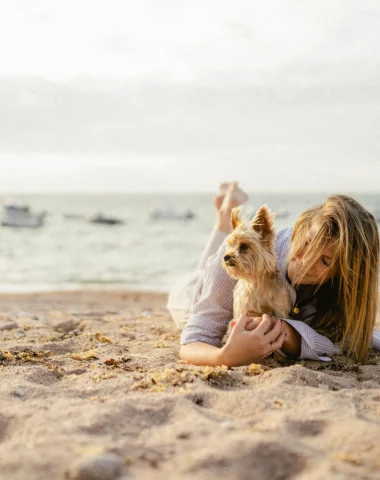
1,193,379,292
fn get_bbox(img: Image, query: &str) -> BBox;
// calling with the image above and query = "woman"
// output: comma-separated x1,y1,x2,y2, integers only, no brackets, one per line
167,182,380,366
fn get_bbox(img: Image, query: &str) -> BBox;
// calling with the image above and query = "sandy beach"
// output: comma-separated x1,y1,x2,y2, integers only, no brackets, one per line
0,290,380,480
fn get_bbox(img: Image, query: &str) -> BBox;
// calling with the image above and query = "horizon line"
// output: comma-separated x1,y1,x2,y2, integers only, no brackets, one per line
0,190,379,196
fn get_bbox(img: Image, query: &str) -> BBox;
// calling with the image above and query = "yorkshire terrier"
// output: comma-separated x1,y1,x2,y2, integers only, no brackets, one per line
222,205,291,329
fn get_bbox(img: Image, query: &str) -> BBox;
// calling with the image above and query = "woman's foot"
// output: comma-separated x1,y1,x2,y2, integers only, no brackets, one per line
213,182,230,210
215,181,248,233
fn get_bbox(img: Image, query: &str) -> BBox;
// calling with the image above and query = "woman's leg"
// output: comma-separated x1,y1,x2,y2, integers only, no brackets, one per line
196,181,249,269
168,181,248,329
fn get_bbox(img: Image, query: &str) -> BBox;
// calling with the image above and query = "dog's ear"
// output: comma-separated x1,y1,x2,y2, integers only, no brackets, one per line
252,205,274,240
231,206,242,231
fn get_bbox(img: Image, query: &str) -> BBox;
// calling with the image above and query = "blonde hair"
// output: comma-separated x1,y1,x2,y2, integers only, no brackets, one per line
288,194,379,362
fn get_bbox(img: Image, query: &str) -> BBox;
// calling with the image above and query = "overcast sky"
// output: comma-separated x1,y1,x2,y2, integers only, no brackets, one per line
0,0,379,193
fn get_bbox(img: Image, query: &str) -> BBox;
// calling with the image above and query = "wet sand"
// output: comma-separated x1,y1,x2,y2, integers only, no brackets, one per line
0,290,380,480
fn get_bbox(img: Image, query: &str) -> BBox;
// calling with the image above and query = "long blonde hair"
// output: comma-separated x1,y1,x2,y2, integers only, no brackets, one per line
288,194,379,362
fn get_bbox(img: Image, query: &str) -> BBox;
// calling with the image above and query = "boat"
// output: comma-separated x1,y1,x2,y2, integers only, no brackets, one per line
89,212,125,225
150,208,196,221
273,208,289,219
1,200,46,228
63,213,86,220
244,205,289,220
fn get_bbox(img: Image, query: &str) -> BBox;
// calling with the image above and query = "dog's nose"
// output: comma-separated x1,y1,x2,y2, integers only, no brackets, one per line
224,255,232,262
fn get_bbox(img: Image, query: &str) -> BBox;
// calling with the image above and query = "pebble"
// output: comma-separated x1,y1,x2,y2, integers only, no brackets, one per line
0,321,19,331
50,319,79,334
67,454,123,480
220,420,233,429
14,388,25,398
16,329,26,337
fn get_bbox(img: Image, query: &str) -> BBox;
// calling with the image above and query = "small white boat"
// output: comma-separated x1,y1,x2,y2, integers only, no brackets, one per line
245,205,289,220
1,200,46,228
150,207,195,221
274,208,289,219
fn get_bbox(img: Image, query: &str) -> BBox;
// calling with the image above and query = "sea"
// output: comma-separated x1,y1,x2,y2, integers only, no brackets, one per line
1,193,379,293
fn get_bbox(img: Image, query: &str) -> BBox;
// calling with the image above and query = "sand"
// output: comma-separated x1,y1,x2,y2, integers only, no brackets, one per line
0,290,380,480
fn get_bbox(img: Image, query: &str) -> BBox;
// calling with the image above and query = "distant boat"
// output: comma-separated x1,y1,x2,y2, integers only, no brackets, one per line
1,200,46,228
63,213,86,220
244,205,289,220
89,212,125,225
274,208,289,219
150,207,196,221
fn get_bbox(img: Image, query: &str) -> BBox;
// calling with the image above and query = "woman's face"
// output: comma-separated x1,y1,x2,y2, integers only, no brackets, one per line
288,222,337,285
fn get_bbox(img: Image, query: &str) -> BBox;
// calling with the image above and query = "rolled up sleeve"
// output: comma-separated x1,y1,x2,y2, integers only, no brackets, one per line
279,319,340,362
372,331,380,351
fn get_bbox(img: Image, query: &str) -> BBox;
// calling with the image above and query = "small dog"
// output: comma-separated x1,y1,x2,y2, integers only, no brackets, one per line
222,205,291,324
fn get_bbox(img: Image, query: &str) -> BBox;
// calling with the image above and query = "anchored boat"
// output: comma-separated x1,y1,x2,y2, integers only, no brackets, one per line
1,200,46,228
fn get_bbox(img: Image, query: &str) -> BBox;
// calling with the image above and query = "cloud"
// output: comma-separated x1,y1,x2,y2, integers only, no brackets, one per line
0,1,379,192
0,72,379,159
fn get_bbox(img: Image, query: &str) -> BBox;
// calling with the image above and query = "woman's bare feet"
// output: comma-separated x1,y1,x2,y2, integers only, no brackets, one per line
213,182,230,211
215,181,248,233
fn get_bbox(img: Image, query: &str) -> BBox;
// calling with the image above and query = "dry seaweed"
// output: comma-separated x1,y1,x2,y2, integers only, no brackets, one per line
332,452,362,466
45,363,65,377
0,349,52,364
93,373,117,382
104,357,132,371
95,332,113,344
244,363,266,376
131,365,239,392
69,351,98,361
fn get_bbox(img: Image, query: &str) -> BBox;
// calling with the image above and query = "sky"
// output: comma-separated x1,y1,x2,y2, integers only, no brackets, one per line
0,0,379,193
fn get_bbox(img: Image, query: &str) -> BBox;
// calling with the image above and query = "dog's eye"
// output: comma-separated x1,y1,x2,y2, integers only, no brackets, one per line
240,243,249,252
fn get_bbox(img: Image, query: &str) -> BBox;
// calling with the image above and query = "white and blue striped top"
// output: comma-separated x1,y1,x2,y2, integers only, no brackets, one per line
179,227,380,362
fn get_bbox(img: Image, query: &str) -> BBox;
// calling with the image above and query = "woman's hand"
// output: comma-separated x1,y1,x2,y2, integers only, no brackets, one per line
220,313,286,367
230,314,301,359
230,314,284,333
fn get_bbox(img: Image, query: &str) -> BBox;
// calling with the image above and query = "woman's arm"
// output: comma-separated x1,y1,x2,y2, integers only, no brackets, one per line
280,319,338,361
180,314,286,367
243,316,337,361
280,324,380,360
280,321,301,358
372,331,380,350
179,342,224,366
235,316,302,359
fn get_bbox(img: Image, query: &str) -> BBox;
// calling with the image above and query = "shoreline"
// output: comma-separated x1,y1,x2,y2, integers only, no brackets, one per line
0,288,169,298
0,284,170,295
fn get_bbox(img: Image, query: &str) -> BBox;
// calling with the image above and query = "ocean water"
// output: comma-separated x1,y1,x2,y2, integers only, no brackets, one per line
1,193,379,293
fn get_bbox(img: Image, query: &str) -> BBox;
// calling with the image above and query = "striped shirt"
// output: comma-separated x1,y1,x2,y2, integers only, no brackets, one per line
179,227,380,361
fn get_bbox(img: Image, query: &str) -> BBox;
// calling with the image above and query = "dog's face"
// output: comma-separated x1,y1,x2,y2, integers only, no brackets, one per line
222,205,277,280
